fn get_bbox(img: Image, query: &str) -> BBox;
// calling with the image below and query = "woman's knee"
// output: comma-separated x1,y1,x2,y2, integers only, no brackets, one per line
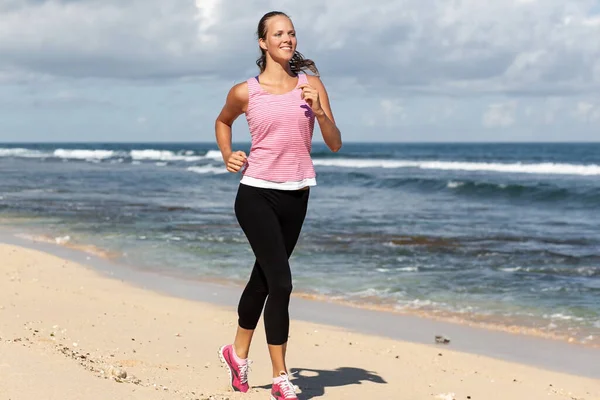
269,279,293,298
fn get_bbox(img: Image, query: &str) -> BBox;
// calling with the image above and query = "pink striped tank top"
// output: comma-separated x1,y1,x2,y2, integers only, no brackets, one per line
240,73,317,190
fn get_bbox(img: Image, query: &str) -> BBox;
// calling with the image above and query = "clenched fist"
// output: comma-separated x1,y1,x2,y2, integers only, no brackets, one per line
299,83,324,116
224,150,247,173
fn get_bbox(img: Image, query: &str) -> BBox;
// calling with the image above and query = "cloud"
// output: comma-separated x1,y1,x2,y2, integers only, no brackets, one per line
0,0,598,97
573,101,600,122
379,99,407,126
0,0,220,80
483,101,517,128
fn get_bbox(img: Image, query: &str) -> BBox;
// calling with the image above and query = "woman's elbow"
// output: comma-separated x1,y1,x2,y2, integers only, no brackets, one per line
329,140,342,153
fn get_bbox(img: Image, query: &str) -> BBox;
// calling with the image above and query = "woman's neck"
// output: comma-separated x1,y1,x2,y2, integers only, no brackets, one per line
261,59,296,83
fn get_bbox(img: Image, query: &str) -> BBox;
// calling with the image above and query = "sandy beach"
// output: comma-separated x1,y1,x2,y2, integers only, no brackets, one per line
1,240,599,400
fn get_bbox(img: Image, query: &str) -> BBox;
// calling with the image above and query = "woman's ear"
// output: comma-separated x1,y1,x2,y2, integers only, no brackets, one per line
259,38,267,51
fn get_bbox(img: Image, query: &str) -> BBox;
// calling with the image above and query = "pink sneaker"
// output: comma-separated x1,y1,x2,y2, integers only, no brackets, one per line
218,344,251,393
270,371,299,400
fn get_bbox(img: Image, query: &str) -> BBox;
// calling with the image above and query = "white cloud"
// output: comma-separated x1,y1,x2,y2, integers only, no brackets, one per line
361,98,408,128
194,0,222,45
573,101,600,122
483,101,517,128
381,99,407,122
0,1,216,79
515,97,566,126
583,15,600,27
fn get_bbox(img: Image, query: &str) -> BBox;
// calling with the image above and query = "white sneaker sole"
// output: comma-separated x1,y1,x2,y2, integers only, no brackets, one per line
217,345,235,392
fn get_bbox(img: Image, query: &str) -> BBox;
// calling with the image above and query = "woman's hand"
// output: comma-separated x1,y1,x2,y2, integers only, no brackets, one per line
224,150,247,173
301,76,342,152
299,84,324,116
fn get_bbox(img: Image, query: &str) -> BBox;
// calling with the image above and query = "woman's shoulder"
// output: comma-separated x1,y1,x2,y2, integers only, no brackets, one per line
231,79,250,93
303,73,323,86
304,74,325,88
226,80,250,102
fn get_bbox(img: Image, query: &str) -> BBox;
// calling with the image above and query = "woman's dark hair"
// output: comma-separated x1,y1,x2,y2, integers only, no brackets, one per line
256,11,319,76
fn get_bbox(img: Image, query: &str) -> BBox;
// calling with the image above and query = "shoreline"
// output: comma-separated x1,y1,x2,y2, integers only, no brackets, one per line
1,228,599,380
3,225,599,349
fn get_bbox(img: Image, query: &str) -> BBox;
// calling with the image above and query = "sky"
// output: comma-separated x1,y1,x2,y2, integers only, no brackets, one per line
0,0,599,143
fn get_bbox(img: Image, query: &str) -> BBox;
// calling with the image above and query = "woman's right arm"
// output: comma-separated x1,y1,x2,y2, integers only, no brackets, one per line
215,82,249,173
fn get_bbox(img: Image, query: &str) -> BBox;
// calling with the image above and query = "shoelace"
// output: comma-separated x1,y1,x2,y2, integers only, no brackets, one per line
239,359,252,384
279,372,298,399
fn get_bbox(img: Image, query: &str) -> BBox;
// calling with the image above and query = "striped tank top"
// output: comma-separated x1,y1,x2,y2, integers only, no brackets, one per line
240,73,317,190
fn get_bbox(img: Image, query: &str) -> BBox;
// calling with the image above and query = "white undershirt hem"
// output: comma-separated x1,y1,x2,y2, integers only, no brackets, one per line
240,175,317,190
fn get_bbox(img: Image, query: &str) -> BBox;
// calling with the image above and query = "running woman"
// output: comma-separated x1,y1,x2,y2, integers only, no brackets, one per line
214,10,342,400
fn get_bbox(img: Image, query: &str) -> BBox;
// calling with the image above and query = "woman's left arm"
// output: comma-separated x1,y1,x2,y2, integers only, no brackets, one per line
301,76,342,152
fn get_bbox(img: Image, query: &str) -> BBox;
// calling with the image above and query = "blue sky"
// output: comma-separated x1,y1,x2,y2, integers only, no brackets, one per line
0,0,599,143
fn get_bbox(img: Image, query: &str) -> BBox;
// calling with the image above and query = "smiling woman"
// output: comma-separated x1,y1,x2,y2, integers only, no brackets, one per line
214,10,342,400
254,11,320,77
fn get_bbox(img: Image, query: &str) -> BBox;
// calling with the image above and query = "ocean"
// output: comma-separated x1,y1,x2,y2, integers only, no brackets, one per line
1,142,599,346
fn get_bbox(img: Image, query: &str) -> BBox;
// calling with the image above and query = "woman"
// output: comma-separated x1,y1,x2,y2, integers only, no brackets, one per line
215,10,342,400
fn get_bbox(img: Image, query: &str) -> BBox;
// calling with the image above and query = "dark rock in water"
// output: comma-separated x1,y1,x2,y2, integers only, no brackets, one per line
435,335,450,344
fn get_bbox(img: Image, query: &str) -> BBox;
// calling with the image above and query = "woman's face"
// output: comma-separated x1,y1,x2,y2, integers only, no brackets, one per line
260,15,297,63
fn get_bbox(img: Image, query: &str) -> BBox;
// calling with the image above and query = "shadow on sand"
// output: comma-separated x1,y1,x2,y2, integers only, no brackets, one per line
258,367,387,399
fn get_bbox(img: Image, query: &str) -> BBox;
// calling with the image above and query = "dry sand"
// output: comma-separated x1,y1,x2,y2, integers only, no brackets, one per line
1,242,598,400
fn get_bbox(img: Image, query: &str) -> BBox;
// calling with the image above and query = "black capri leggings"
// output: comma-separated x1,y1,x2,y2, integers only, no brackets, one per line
234,183,310,345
